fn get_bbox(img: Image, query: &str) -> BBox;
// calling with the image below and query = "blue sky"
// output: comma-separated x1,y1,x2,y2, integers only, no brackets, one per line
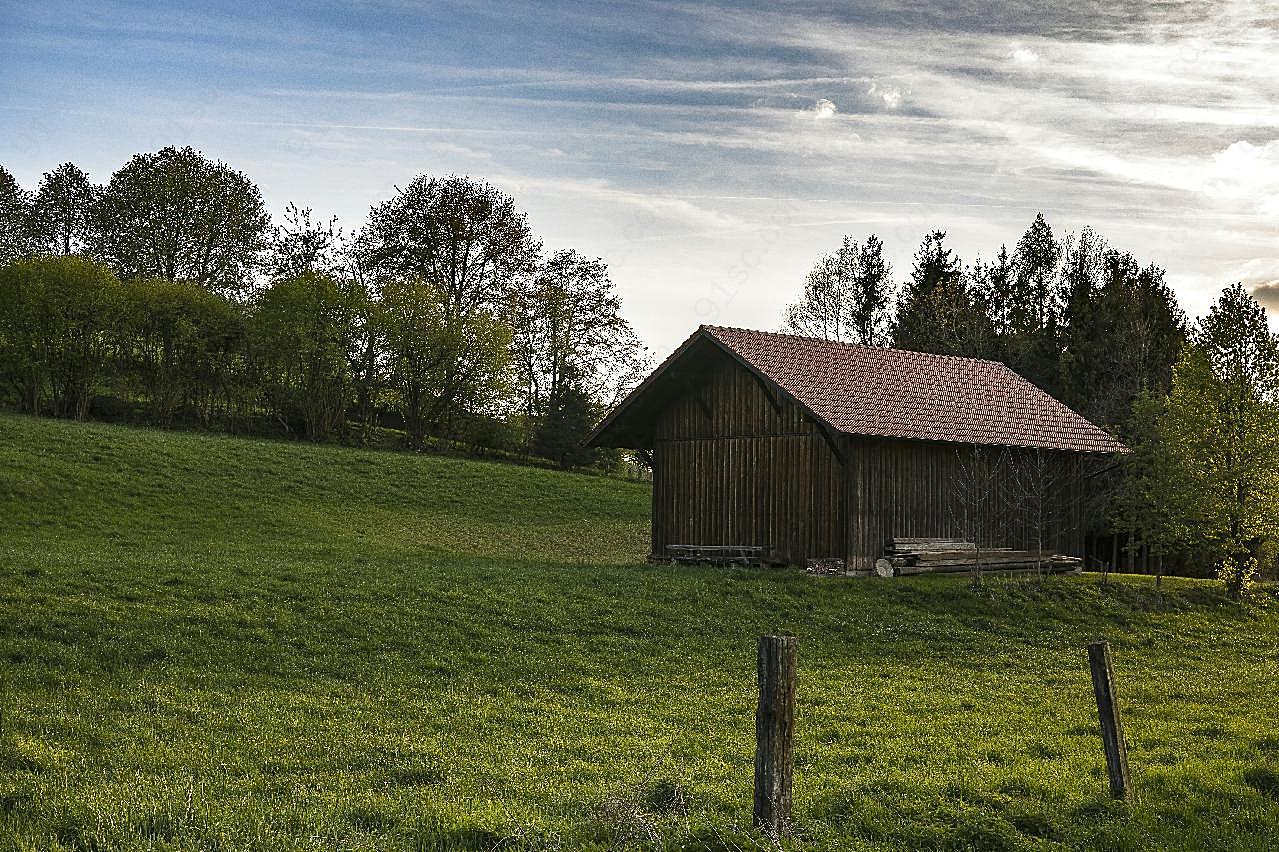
3,0,1277,354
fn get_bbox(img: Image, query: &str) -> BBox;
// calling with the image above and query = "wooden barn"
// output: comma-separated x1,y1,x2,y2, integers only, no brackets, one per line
587,325,1126,572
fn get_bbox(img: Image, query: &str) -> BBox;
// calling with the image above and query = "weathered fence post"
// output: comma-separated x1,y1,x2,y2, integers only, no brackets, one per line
1088,640,1133,801
754,634,797,836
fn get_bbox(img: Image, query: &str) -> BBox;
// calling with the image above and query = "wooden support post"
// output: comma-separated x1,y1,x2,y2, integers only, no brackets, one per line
1088,640,1133,801
754,635,797,836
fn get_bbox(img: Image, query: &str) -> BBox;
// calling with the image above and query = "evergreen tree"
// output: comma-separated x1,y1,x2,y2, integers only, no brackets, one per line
1000,213,1062,394
1059,234,1186,429
892,230,992,357
0,165,35,264
533,371,598,469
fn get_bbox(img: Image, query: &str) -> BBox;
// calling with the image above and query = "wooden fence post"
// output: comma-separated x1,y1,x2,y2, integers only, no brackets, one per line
1088,640,1133,801
754,635,797,836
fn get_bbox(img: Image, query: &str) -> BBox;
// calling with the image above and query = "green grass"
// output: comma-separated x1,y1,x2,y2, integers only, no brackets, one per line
1,413,1278,851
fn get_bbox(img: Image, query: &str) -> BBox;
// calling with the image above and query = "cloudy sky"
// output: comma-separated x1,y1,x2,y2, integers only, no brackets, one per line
3,0,1277,354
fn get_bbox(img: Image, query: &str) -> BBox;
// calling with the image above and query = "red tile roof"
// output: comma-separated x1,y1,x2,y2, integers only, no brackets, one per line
702,325,1124,453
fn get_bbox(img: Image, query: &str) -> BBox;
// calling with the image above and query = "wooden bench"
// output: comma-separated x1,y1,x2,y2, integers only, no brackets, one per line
660,544,766,566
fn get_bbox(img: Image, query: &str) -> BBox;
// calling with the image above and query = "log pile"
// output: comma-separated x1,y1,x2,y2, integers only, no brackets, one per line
874,538,1083,578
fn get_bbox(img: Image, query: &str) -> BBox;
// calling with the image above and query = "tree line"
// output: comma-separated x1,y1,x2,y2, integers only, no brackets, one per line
0,149,648,469
784,219,1279,590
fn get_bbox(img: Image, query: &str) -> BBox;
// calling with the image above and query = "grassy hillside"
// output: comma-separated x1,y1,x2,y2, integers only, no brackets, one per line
1,414,1277,851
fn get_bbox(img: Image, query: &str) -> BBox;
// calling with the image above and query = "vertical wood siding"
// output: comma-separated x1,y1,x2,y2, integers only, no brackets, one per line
650,353,843,564
649,345,1090,569
844,438,1087,570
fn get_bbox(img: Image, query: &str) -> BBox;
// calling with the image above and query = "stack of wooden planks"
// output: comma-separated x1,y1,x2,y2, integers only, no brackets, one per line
874,538,1083,578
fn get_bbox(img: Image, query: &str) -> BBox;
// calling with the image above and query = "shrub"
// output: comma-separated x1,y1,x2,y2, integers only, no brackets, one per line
0,254,122,419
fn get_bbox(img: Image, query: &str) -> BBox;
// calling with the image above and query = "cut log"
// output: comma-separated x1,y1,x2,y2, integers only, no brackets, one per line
874,558,896,578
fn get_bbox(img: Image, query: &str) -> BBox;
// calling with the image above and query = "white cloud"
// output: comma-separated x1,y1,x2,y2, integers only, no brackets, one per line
867,82,901,110
1202,139,1279,219
1010,45,1039,65
806,97,837,119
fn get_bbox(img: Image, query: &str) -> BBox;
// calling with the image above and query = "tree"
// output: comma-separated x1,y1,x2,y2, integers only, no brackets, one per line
361,175,536,430
1153,284,1279,598
376,277,512,446
89,147,269,295
892,230,992,357
508,249,647,428
533,368,600,469
1002,214,1063,393
362,175,539,320
969,244,1014,351
1059,232,1186,429
784,234,893,345
250,272,366,440
31,163,96,256
1009,213,1060,337
1111,390,1176,584
265,204,344,280
116,277,242,425
0,166,35,264
0,255,122,419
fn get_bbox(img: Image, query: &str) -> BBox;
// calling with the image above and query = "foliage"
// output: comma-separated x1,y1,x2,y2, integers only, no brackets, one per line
117,277,245,426
0,255,122,418
892,230,993,357
0,164,36,263
509,248,647,425
1,414,1278,850
376,277,512,445
362,174,539,319
1143,285,1279,598
31,162,96,256
1217,555,1260,599
265,203,346,280
533,371,600,468
362,175,537,429
251,272,367,440
89,146,269,295
1111,391,1176,571
784,234,894,346
1059,232,1187,429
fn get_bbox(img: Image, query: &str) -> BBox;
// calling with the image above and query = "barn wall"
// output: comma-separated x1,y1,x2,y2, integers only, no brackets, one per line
647,347,1091,570
845,438,1087,570
650,354,844,564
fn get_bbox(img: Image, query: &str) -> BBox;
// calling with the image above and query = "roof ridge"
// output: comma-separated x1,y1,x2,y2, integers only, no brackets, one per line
702,324,1008,369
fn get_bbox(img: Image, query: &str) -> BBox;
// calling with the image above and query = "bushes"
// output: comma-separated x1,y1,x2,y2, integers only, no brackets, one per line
0,257,253,429
0,255,631,470
251,273,366,440
0,255,122,419
118,277,246,426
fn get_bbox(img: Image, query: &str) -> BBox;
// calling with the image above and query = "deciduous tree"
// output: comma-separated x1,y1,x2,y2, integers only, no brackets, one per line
251,272,366,440
31,162,96,256
362,175,538,320
1153,284,1279,597
508,249,646,425
0,255,122,418
89,147,269,295
117,277,242,425
784,234,893,345
376,277,512,446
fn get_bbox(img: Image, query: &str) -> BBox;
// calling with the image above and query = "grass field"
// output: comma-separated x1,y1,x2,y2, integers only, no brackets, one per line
1,413,1278,851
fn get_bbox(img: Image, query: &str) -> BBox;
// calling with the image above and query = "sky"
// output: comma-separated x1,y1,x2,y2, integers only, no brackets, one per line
3,0,1277,356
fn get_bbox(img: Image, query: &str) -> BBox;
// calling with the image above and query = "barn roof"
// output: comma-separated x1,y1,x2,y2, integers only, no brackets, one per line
588,325,1126,454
